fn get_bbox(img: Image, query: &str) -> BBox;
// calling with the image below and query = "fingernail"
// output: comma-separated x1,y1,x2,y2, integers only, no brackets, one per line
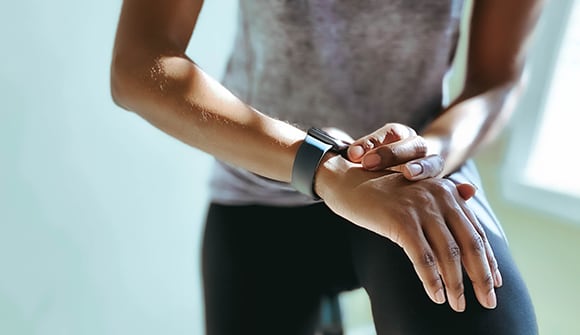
349,145,365,160
457,294,466,312
494,269,503,287
363,154,381,169
406,163,423,177
434,288,446,304
487,290,497,309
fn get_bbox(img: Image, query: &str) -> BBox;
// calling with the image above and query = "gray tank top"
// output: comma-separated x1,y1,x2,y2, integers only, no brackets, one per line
210,0,465,206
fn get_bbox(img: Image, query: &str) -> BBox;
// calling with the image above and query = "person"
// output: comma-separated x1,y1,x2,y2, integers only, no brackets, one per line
110,0,544,334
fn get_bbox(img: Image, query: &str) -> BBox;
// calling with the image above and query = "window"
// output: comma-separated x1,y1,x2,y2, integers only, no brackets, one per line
502,0,580,224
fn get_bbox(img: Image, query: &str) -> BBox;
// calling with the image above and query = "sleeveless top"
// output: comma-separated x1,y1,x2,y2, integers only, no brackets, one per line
209,0,465,206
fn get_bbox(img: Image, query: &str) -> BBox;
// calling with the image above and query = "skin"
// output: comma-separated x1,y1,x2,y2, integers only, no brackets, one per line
110,0,545,312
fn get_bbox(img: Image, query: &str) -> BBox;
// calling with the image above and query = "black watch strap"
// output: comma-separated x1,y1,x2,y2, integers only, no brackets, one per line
291,128,350,200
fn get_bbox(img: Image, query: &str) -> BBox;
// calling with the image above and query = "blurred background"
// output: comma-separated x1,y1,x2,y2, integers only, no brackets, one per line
1,0,578,334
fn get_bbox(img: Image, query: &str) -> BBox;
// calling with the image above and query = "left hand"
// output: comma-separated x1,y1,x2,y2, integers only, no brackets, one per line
315,159,501,312
347,123,444,180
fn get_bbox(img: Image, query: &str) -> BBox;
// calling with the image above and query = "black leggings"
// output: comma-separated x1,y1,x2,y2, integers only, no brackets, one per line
201,163,538,335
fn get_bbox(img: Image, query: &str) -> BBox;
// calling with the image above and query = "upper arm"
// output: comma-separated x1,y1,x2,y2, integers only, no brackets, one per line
113,0,203,54
464,0,545,91
110,0,204,108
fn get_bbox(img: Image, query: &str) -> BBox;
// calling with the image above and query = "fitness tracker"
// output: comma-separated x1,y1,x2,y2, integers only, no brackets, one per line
291,127,351,200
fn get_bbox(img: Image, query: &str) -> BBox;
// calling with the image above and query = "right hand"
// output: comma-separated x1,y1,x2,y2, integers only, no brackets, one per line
347,123,445,180
316,155,502,312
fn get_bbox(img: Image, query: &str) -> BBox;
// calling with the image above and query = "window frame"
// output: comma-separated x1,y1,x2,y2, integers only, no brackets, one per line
501,0,580,225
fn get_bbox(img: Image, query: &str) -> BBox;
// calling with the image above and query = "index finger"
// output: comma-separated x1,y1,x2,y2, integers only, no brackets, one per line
347,123,417,162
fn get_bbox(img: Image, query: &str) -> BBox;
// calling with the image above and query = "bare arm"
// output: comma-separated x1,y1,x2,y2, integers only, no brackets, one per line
345,0,545,180
110,0,304,182
423,0,546,176
111,0,516,312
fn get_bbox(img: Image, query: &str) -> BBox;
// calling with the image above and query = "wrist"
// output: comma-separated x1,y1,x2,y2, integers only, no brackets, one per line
314,152,353,202
290,127,350,199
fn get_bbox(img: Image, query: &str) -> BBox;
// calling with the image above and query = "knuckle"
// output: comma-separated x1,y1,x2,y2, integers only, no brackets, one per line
369,136,383,148
479,230,489,244
385,123,417,140
395,123,416,137
360,138,375,151
469,215,484,231
377,145,397,161
427,178,453,193
446,243,461,263
477,273,495,289
470,233,485,255
383,124,403,141
413,137,428,156
407,189,433,207
426,275,443,289
420,249,437,268
427,180,455,202
449,280,465,295
488,255,499,271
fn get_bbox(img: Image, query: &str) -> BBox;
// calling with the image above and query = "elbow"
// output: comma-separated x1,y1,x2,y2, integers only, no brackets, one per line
110,67,126,110
110,75,128,112
110,50,195,113
109,48,161,113
110,52,138,112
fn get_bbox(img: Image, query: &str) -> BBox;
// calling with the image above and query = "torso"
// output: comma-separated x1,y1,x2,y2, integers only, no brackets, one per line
222,0,464,137
212,0,465,205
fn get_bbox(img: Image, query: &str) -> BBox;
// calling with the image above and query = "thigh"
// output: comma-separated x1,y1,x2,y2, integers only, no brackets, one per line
349,162,538,335
201,203,358,335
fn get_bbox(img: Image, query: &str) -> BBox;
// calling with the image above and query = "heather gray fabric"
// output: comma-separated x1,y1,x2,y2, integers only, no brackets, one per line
210,0,465,206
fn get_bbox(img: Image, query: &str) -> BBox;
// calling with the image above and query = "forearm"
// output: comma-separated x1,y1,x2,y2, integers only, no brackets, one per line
422,80,523,176
421,0,544,177
111,52,304,183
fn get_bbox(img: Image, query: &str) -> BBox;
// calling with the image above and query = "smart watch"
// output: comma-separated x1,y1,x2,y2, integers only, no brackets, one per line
291,127,351,200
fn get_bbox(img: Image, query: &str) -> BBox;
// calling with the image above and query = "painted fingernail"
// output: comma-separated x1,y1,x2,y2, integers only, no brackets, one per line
349,145,365,160
406,163,423,176
487,290,497,309
363,154,381,169
434,288,446,304
494,269,503,287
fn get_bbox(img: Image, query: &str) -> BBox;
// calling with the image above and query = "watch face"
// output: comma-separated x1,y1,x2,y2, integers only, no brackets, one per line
308,127,351,153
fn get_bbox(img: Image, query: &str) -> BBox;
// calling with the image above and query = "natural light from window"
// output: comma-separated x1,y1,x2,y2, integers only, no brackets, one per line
524,0,580,199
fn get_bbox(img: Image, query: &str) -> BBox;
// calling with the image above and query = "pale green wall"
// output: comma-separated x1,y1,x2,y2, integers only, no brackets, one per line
1,1,235,334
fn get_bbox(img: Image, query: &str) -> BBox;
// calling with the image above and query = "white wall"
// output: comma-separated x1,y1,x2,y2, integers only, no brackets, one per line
0,1,237,334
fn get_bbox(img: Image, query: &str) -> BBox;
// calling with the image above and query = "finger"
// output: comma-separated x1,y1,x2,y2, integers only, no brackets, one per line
456,183,477,200
347,144,367,162
348,123,417,162
459,199,502,288
401,234,447,306
361,136,428,170
401,154,444,180
424,220,466,312
445,200,497,309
